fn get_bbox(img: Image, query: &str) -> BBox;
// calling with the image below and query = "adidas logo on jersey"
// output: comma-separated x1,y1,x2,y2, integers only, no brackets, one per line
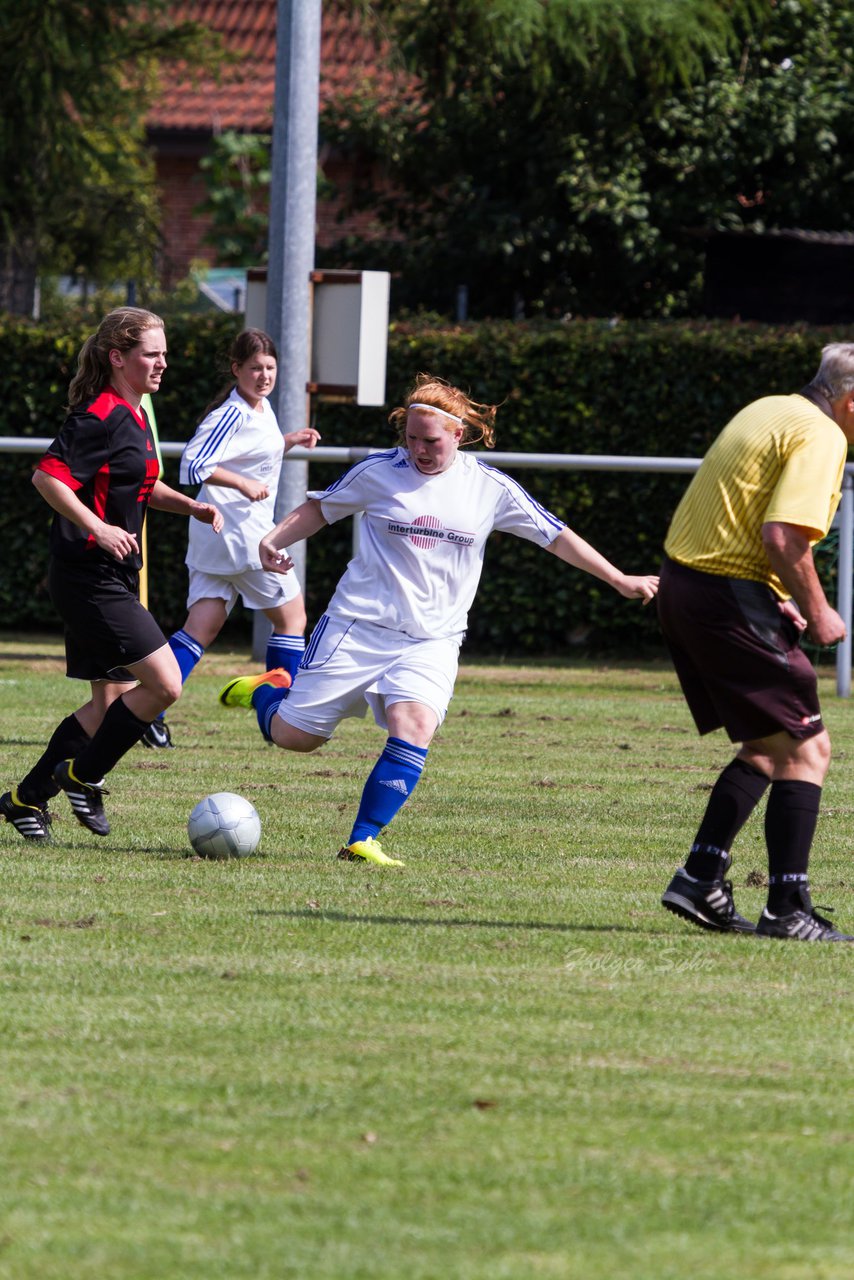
393,457,408,468
379,777,409,796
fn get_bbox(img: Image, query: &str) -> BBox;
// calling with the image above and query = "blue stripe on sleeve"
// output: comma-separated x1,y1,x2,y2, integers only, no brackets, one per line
318,450,400,497
475,461,565,534
187,405,243,485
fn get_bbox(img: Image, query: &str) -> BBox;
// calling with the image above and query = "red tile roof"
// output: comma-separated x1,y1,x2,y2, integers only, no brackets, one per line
148,1,406,135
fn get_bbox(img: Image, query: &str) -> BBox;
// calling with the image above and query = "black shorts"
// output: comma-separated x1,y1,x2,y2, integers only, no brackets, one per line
48,557,167,682
656,557,823,743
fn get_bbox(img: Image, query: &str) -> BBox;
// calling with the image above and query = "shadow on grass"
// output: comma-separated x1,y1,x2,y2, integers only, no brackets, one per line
255,907,640,933
0,653,65,665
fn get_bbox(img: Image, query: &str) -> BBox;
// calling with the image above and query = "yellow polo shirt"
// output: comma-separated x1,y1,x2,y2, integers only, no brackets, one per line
665,394,846,597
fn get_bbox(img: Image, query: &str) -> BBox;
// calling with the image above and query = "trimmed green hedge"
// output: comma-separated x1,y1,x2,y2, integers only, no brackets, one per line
0,314,845,655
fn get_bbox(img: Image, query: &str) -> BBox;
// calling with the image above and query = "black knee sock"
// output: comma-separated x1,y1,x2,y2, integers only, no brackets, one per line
71,697,151,782
18,714,92,805
765,780,821,912
684,758,770,881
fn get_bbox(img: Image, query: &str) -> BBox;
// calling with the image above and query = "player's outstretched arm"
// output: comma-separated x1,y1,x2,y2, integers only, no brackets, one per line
283,427,321,452
148,480,224,532
545,527,659,604
259,498,328,573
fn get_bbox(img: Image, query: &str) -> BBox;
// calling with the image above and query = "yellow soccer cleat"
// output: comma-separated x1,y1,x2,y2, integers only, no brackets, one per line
337,836,405,867
218,667,291,708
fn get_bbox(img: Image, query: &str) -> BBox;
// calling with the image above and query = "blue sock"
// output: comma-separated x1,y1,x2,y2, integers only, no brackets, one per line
170,629,204,680
348,737,428,845
157,630,204,721
266,633,305,684
251,683,289,742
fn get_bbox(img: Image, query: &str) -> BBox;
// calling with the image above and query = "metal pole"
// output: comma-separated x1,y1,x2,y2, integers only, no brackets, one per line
836,475,853,697
253,0,321,662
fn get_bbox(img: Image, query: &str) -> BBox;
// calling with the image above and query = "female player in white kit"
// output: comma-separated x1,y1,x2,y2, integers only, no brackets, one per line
219,374,659,865
143,329,320,747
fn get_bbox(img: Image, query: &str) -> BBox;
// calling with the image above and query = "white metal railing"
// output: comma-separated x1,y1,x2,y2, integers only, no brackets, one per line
3,437,853,696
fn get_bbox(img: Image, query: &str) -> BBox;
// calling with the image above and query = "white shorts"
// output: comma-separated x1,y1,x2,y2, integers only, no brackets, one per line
186,565,301,614
276,614,461,740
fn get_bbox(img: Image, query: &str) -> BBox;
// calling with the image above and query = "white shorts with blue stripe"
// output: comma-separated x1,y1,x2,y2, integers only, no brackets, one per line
276,614,461,740
186,565,301,613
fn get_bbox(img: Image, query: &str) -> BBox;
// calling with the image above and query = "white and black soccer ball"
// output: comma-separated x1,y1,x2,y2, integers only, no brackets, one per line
187,792,261,859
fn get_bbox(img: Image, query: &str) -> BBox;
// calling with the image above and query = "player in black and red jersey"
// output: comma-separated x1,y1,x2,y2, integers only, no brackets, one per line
0,307,223,840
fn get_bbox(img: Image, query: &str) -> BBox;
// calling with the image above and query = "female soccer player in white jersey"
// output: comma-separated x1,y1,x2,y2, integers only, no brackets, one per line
219,373,659,866
142,329,320,748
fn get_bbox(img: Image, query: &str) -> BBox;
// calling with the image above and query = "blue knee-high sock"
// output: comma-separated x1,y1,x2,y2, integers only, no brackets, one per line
171,629,205,680
153,629,204,721
348,737,428,845
266,632,305,684
251,683,290,742
155,630,205,722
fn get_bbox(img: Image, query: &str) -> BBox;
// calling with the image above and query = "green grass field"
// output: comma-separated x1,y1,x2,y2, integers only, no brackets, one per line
1,635,852,1279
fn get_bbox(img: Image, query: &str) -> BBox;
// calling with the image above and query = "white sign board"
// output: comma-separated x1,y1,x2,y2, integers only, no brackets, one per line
245,267,390,406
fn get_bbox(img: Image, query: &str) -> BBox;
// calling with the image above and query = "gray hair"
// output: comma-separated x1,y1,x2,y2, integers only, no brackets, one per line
808,343,854,401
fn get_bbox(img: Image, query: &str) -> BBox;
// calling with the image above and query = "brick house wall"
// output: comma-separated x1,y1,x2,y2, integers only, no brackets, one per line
152,142,211,281
147,2,406,285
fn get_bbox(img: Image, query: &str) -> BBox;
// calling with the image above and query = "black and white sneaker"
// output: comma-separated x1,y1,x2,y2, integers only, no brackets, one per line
0,788,51,841
52,760,111,836
662,865,755,933
140,718,174,749
757,887,854,942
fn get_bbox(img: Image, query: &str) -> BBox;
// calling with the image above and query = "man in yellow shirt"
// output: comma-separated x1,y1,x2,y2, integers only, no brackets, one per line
658,343,854,942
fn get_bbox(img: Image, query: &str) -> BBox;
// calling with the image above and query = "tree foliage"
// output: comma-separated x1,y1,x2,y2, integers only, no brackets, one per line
0,0,221,312
367,0,765,92
324,0,854,319
195,131,273,266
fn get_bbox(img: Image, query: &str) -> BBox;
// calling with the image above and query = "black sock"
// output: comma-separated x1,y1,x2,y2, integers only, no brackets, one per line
765,780,821,912
71,697,151,782
684,758,770,880
18,714,92,805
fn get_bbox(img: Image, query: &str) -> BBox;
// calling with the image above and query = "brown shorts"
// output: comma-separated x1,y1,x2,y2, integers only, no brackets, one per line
656,557,823,743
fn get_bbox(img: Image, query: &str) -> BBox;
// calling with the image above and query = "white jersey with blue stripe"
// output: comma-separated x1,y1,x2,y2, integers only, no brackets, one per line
309,448,565,639
180,388,284,573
